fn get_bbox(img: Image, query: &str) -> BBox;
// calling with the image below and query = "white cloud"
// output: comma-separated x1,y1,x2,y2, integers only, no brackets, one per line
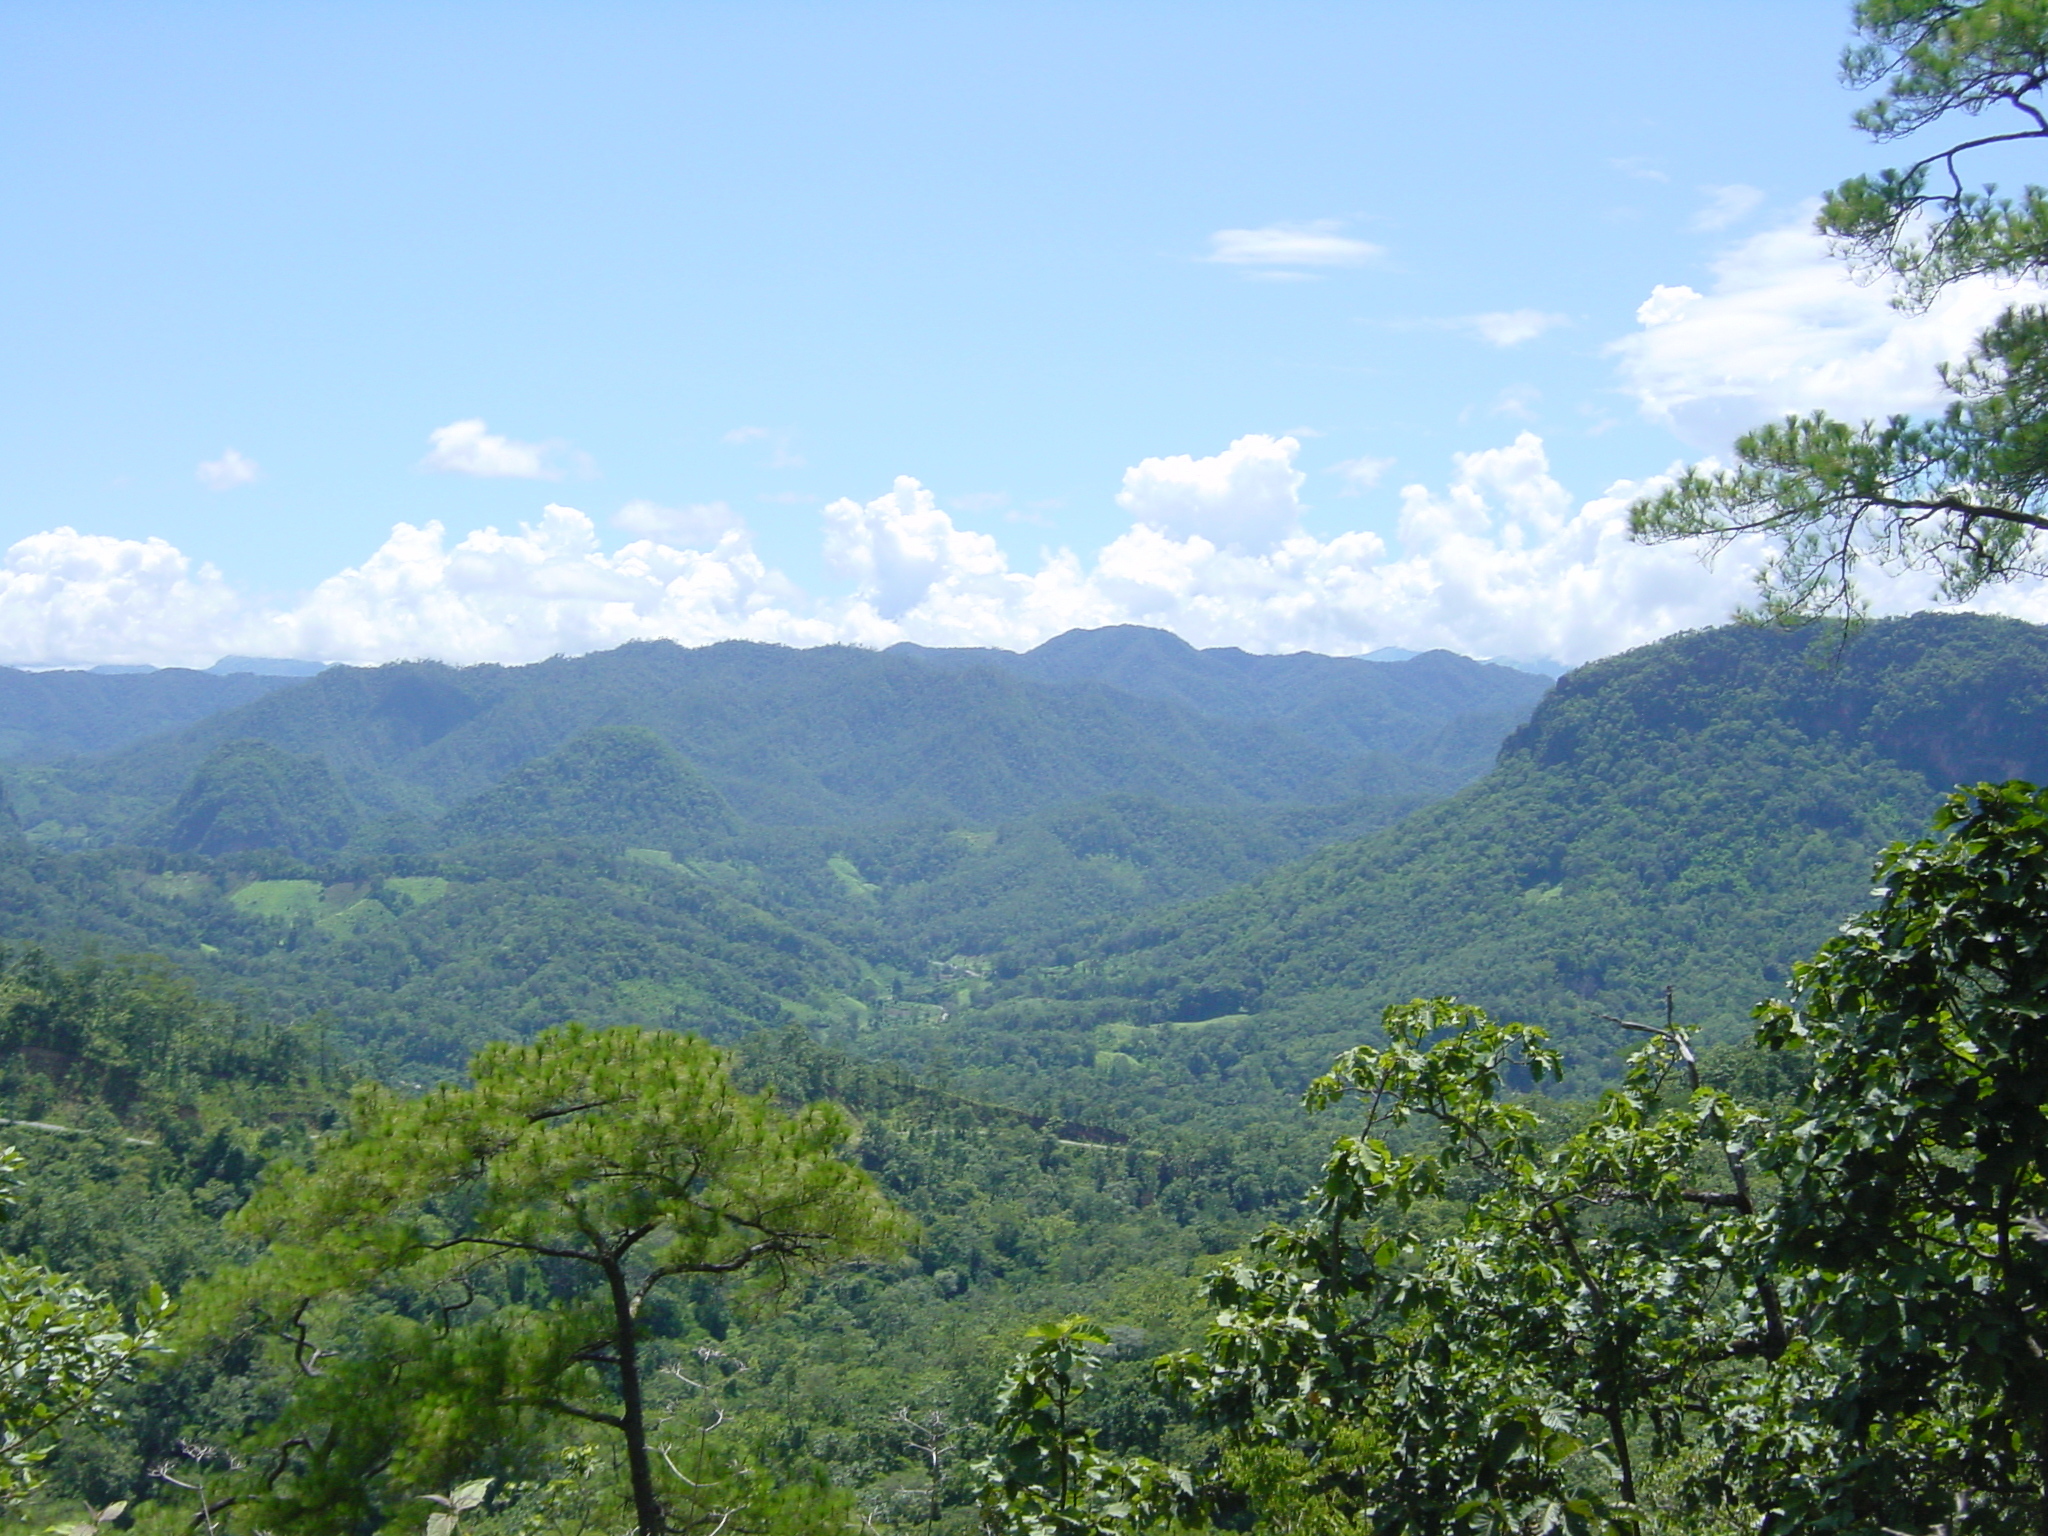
1691,183,1765,232
196,449,260,491
13,432,2038,674
419,419,563,479
1634,284,1701,327
1206,221,1381,273
1115,434,1306,553
1462,309,1570,347
0,528,246,668
1611,210,2048,449
722,426,770,444
800,436,1766,665
266,508,827,664
1329,455,1394,494
611,499,744,547
823,477,1017,622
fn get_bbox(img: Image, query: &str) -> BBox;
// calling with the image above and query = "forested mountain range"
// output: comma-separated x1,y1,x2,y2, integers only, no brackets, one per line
3,629,1547,847
0,628,1539,1073
0,613,2033,1114
3,611,2045,1532
837,613,2048,1129
0,667,301,762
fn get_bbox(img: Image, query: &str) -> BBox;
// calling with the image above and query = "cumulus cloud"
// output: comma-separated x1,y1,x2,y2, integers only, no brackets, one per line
824,477,1019,623
1634,284,1701,328
803,435,1763,667
1462,309,1571,347
196,449,260,491
1611,210,2048,448
0,528,247,668
611,499,745,547
1206,221,1381,275
260,508,824,663
817,479,1100,647
420,419,564,479
11,432,2034,674
1115,434,1305,553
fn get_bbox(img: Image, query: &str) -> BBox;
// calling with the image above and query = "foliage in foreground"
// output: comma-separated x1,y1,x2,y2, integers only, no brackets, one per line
11,781,2048,1533
184,1024,913,1536
0,1146,166,1506
977,781,2048,1535
1752,778,2048,1533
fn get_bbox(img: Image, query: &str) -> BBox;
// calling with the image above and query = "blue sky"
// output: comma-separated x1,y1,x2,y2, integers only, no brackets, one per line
4,2,2036,669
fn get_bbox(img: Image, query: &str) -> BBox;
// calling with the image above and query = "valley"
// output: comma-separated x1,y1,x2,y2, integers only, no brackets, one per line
0,613,2040,1533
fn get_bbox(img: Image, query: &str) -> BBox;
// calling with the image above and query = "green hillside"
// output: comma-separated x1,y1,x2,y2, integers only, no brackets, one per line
836,614,2048,1127
0,616,2040,1107
0,634,1545,1057
438,725,740,849
889,625,1548,771
0,846,878,1074
0,787,1439,1080
3,630,1542,845
0,667,301,762
5,616,2048,1531
158,740,359,858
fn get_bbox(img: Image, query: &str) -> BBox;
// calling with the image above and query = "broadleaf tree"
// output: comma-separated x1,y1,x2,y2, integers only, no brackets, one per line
1147,783,2048,1534
1745,780,2048,1535
187,1023,914,1536
0,1144,168,1508
978,1316,1194,1536
1630,0,2048,620
1159,1000,1784,1536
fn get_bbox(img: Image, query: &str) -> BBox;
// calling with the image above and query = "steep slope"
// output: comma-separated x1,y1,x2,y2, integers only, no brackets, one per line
439,726,739,849
26,635,1530,840
848,614,2048,1125
160,740,359,857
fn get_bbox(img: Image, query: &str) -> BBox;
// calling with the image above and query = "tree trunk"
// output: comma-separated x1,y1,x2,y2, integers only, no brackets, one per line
604,1258,665,1536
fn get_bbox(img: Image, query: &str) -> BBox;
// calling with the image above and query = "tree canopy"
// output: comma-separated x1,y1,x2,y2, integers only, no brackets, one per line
1754,779,2048,1533
190,1024,913,1536
1082,782,2048,1535
0,1145,167,1508
1631,0,2048,620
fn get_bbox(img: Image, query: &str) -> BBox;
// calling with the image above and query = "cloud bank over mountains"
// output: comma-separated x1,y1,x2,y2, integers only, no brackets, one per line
0,433,1770,673
8,213,2045,674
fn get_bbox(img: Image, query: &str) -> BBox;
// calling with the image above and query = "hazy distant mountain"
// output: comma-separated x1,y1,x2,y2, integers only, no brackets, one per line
0,667,305,760
888,626,1550,773
208,656,329,677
